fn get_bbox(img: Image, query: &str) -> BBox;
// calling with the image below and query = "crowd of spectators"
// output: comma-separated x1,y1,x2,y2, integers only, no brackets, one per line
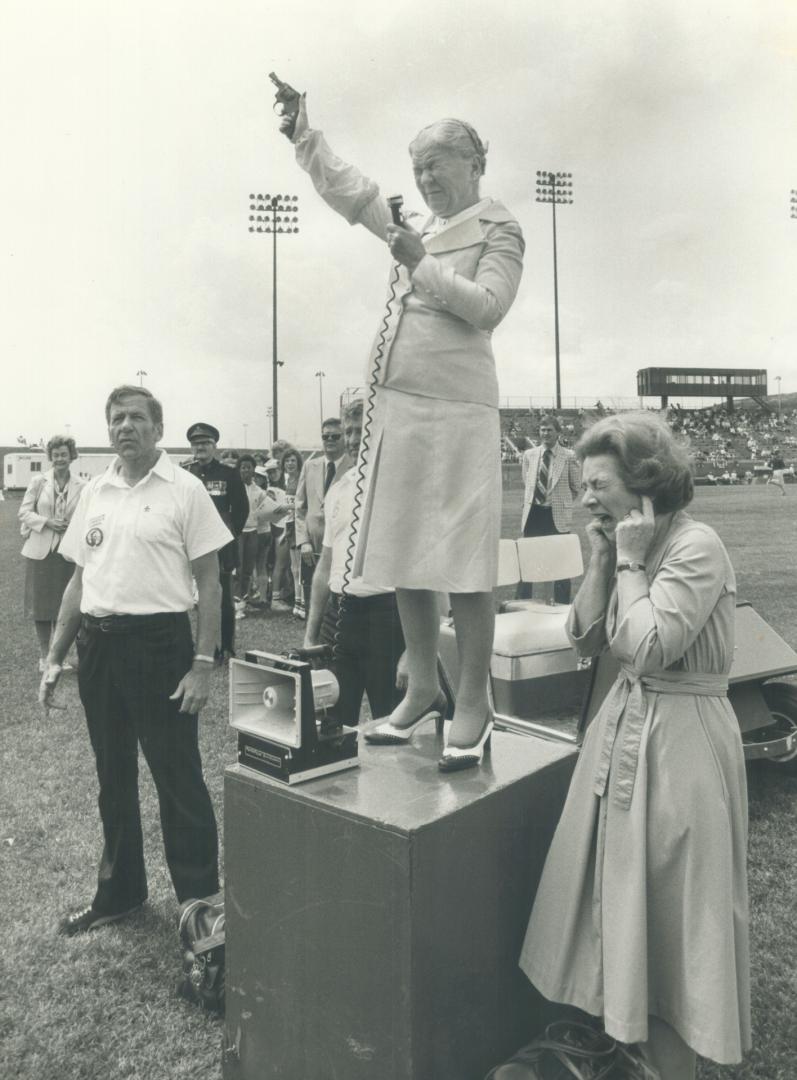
502,402,797,481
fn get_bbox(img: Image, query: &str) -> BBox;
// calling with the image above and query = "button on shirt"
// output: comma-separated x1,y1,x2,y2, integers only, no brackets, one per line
323,469,393,598
59,452,233,616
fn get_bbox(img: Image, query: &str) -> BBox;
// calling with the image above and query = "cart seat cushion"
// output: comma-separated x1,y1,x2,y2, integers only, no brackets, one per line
492,607,573,657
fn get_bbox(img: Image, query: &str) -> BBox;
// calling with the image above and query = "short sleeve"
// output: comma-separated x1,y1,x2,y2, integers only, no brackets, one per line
183,482,234,561
58,486,90,566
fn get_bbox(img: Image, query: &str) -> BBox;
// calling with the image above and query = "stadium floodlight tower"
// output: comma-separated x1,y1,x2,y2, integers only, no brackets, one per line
249,193,300,441
535,171,574,411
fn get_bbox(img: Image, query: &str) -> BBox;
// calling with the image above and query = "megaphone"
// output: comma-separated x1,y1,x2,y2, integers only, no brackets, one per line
230,650,358,784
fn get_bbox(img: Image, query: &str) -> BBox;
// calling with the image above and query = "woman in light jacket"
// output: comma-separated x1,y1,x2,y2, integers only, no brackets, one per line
279,97,524,769
19,436,85,670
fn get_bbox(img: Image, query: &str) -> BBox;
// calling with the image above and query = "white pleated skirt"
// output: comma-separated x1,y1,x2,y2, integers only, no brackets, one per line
352,386,501,593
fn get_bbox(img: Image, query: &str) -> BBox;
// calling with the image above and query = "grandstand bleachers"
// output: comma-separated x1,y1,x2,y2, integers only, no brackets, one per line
500,401,797,479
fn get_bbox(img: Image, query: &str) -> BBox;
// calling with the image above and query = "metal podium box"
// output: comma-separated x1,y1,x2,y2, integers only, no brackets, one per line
222,729,576,1080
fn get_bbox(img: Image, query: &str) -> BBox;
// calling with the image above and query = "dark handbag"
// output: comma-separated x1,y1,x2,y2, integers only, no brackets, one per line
176,892,225,1015
484,1020,659,1079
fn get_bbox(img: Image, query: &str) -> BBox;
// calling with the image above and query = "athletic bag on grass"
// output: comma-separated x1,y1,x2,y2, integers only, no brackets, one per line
176,892,225,1015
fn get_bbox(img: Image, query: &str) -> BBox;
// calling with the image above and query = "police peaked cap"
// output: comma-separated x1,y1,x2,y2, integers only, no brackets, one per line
186,422,220,443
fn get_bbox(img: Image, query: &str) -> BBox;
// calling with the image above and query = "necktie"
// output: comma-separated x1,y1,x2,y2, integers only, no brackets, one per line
534,449,552,505
323,460,336,494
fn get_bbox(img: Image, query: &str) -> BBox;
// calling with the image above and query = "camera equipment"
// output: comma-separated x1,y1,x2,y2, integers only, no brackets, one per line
229,646,358,784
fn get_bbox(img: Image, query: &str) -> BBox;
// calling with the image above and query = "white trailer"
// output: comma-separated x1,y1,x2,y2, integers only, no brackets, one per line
4,451,47,490
4,451,189,490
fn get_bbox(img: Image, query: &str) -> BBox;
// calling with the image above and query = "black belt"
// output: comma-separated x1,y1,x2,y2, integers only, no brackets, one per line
82,612,187,633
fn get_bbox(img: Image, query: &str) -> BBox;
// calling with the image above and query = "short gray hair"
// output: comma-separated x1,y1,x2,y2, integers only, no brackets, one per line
409,119,488,176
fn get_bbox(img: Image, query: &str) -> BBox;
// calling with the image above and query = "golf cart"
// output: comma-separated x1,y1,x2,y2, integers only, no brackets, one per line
438,535,797,771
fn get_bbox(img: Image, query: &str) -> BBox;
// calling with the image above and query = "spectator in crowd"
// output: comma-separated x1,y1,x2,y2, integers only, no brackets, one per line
270,439,291,464
519,416,581,604
520,412,749,1080
253,457,287,606
767,450,787,495
186,423,248,660
304,399,406,727
272,447,304,615
252,452,268,487
295,416,352,619
19,435,86,672
237,454,270,603
40,385,230,936
220,449,241,469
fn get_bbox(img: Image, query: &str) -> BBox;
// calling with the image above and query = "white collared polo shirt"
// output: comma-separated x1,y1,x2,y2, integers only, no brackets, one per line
60,451,233,616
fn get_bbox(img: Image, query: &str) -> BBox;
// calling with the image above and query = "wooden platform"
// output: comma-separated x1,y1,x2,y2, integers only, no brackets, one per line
222,728,577,1080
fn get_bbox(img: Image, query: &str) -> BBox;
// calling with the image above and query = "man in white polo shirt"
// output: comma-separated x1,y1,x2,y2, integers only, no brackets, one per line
303,399,405,727
40,384,232,936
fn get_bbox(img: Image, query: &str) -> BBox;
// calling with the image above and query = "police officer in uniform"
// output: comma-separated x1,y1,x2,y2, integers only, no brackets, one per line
185,422,248,659
40,385,232,935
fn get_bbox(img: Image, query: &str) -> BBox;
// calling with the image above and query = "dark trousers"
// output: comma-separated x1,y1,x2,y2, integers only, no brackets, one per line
321,592,405,725
76,612,219,915
519,505,572,605
300,552,318,610
238,531,259,598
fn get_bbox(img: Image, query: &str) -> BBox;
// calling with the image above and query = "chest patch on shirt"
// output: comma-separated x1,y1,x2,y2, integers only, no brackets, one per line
86,526,104,548
205,480,227,496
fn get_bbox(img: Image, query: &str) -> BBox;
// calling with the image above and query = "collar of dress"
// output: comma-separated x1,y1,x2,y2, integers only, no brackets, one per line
420,197,518,255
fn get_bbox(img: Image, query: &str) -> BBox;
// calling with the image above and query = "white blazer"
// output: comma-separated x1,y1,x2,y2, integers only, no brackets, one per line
19,469,86,559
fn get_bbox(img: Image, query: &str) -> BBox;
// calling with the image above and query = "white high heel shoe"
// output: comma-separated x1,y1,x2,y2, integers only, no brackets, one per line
438,714,494,772
364,692,448,745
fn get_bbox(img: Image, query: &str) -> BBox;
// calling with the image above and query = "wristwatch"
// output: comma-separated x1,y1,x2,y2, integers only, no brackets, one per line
616,562,647,574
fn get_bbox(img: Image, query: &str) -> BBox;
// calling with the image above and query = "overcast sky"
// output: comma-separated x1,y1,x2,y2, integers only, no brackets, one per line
2,0,796,450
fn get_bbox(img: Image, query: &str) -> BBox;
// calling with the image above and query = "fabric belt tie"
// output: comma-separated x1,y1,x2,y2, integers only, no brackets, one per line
592,665,730,810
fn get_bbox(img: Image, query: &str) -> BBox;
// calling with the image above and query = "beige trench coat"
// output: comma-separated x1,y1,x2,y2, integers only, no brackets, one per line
519,512,751,1065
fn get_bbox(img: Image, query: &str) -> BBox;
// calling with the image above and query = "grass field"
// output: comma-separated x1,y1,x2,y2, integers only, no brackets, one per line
1,480,795,1080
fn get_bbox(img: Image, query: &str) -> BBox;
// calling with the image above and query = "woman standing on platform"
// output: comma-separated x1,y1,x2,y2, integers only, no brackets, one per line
278,94,524,769
519,412,750,1080
19,435,86,671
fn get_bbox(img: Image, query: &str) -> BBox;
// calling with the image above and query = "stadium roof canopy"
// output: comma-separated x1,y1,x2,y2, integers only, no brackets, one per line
637,367,767,410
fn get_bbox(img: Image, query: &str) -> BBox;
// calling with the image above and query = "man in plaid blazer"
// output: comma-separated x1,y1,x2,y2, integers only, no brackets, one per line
519,415,581,603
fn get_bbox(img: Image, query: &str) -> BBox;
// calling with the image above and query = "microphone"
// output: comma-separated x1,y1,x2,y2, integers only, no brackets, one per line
386,195,404,226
